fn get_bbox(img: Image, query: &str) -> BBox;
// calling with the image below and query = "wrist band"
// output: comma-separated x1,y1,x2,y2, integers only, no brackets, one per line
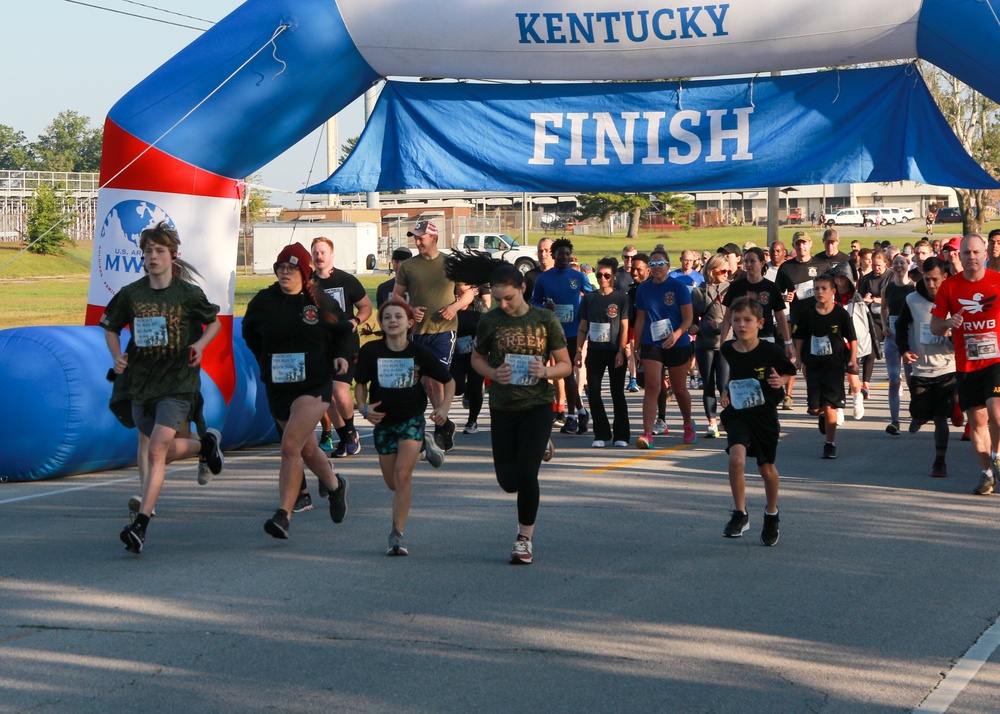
362,404,368,418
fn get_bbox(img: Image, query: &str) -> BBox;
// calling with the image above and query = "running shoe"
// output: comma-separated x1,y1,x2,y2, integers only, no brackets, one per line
292,492,313,513
613,440,629,447
264,509,290,539
592,440,606,448
822,442,837,460
197,459,212,486
974,471,995,496
510,534,533,565
119,521,145,554
435,419,456,451
836,408,845,426
909,419,926,434
332,439,348,458
318,434,335,452
329,474,349,523
560,416,579,434
852,393,865,420
952,402,965,428
200,428,224,476
652,418,668,436
461,394,470,409
387,530,409,556
345,430,362,456
542,439,554,462
781,395,793,410
576,409,590,435
554,410,566,425
761,512,780,547
818,415,826,435
683,422,698,445
319,480,330,499
423,435,445,468
723,509,749,538
627,377,639,393
885,422,900,436
636,433,654,449
962,423,971,441
931,460,948,478
463,421,479,434
705,423,720,438
861,384,870,399
127,495,142,515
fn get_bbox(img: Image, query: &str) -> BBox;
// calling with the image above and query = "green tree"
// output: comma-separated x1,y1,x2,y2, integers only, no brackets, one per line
340,135,358,164
0,125,37,170
244,173,271,224
34,110,102,172
26,182,75,255
577,191,695,238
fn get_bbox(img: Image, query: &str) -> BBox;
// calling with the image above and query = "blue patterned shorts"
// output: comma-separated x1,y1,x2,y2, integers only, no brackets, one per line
373,414,426,455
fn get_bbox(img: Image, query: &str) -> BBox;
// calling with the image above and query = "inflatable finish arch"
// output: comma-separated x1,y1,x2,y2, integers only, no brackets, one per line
3,0,1000,480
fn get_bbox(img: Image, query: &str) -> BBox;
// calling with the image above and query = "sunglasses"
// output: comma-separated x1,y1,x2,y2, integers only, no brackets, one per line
713,269,731,275
274,263,299,273
648,260,668,267
597,272,614,279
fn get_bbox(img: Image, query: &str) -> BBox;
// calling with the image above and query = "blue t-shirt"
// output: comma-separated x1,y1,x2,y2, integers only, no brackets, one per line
530,266,594,338
669,269,705,290
635,276,693,347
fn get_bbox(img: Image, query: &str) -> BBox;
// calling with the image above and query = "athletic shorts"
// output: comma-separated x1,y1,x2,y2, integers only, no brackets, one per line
909,373,957,422
957,363,1000,412
332,354,357,385
804,362,846,412
373,414,425,455
721,406,780,466
265,382,333,422
640,343,693,369
131,398,195,438
412,331,456,368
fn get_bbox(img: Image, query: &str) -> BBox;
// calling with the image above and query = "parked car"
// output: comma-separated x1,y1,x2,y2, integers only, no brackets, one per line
880,207,903,224
787,208,802,224
453,233,539,274
898,208,915,221
825,208,875,227
935,207,962,223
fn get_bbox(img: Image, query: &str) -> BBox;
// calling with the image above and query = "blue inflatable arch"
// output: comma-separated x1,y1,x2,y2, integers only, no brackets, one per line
3,0,1000,480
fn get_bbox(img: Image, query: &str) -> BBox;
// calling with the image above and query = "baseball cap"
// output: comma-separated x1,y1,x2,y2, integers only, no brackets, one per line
274,242,312,283
902,246,913,255
792,231,810,244
391,247,413,261
717,242,740,255
943,237,961,251
407,220,438,238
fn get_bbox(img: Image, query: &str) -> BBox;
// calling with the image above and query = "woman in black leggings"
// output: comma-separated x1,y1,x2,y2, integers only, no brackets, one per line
446,255,571,566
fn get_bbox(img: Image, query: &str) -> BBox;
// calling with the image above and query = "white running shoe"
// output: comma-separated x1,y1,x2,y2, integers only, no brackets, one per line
852,392,865,420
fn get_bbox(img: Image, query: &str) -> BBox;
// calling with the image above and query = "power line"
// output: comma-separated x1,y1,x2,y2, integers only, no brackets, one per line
118,0,215,26
61,0,210,31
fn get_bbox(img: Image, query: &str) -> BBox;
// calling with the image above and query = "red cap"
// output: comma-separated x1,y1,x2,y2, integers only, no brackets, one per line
408,220,438,238
942,237,961,252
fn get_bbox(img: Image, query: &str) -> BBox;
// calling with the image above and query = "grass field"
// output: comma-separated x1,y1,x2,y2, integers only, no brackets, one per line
0,222,948,330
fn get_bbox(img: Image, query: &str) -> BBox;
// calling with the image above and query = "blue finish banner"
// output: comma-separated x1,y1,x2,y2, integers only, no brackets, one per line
306,65,997,193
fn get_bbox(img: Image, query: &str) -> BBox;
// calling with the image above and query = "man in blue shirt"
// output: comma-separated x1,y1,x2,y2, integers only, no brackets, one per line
669,250,705,291
532,237,594,434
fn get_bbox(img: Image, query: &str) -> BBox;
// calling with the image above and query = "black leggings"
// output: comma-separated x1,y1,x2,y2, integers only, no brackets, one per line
450,351,485,422
490,403,551,526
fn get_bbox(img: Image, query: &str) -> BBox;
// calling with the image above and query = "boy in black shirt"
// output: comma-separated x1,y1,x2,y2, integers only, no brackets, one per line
793,274,858,459
720,297,797,546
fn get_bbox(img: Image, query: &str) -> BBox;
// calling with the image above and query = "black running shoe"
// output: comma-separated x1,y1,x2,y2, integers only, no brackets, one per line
822,442,837,459
761,512,780,547
576,408,590,435
119,522,145,554
818,415,826,435
200,428,224,476
292,492,313,513
329,474,349,523
264,509,290,539
723,510,749,538
434,419,456,451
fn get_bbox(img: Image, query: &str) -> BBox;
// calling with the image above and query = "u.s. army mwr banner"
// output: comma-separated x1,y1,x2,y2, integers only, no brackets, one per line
306,66,997,194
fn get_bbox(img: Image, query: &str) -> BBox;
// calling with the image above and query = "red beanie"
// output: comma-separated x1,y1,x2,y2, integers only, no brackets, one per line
274,242,312,283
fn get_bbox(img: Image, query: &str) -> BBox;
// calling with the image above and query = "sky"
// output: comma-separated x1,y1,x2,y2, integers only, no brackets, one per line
6,0,368,206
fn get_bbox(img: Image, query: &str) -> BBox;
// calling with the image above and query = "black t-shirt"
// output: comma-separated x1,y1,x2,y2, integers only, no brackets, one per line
792,304,857,365
355,339,453,424
775,255,835,325
723,277,786,338
579,289,630,352
721,339,797,411
316,270,367,354
883,280,916,320
614,266,634,292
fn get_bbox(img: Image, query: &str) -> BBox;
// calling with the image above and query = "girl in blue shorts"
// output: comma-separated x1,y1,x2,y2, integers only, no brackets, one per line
355,297,455,556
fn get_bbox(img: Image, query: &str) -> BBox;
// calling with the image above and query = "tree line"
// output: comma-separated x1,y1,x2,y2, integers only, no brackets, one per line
0,110,102,173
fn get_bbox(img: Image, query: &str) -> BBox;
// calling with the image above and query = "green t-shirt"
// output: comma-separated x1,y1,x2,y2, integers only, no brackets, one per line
394,253,457,335
474,306,567,411
100,276,220,405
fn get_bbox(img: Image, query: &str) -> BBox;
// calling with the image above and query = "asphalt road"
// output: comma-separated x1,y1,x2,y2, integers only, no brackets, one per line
3,363,999,713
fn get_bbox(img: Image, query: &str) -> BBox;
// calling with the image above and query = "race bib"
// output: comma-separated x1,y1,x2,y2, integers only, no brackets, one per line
272,353,306,383
919,323,946,346
505,353,539,386
651,318,673,342
133,316,168,347
377,357,416,388
554,304,575,323
811,335,833,356
794,280,815,301
324,286,346,311
589,322,611,343
455,335,474,354
964,333,999,361
728,377,766,410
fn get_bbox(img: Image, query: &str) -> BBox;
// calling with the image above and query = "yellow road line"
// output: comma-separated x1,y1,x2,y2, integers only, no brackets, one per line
585,442,696,474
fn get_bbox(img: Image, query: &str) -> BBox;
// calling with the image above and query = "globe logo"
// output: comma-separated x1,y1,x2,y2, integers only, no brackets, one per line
100,200,174,247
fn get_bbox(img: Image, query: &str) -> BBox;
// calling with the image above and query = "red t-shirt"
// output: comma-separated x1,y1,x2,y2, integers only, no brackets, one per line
930,271,1000,372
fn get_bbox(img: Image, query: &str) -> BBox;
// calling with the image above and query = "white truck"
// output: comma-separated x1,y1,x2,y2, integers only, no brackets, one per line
453,233,539,274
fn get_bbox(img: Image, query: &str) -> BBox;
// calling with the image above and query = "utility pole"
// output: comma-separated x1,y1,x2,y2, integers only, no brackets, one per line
767,70,781,247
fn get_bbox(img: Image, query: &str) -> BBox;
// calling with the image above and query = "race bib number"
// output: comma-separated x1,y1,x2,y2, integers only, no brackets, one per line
728,378,766,410
919,323,946,346
272,353,306,383
589,322,611,343
651,318,673,342
964,333,999,361
455,335,474,354
505,353,539,386
377,357,416,388
324,286,346,311
811,335,833,356
554,304,575,323
794,280,815,301
133,316,168,347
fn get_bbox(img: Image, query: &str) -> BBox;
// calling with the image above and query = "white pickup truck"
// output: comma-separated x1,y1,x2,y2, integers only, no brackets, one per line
454,233,539,274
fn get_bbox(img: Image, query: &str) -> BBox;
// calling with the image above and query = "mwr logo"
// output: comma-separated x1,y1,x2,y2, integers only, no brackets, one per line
759,292,770,305
302,305,319,325
607,304,619,319
664,292,675,306
97,200,175,282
